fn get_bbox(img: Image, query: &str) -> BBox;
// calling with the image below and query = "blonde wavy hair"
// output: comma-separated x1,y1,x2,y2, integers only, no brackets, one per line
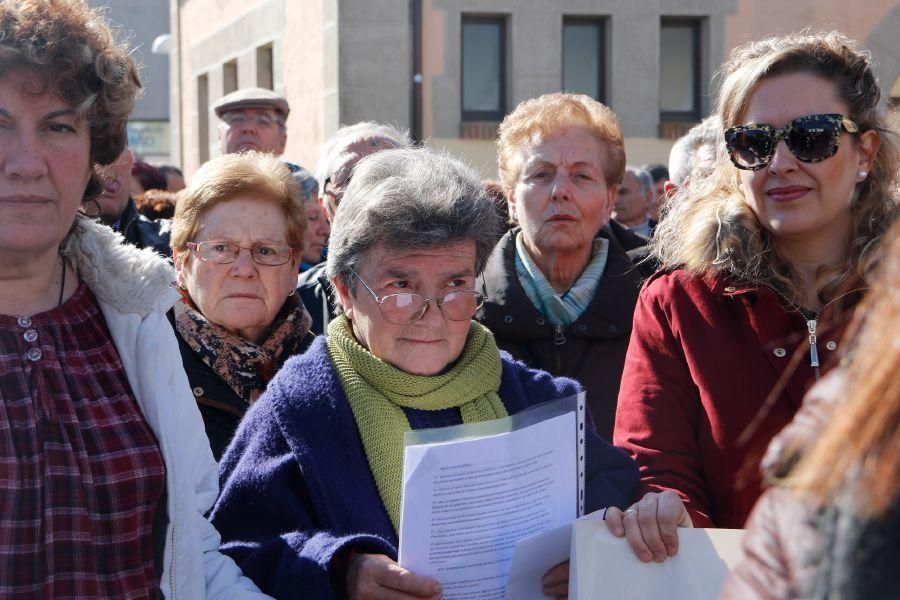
651,31,899,305
497,93,625,195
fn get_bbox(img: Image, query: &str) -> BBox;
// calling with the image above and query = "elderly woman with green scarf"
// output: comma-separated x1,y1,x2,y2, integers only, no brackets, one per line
210,147,637,600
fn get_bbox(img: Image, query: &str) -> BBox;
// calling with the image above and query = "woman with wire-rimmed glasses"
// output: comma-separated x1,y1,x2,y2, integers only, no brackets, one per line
169,151,314,460
210,147,638,600
609,30,897,564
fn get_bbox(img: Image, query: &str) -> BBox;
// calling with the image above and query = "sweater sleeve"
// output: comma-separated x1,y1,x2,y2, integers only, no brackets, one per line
583,432,638,512
613,276,715,527
210,399,395,600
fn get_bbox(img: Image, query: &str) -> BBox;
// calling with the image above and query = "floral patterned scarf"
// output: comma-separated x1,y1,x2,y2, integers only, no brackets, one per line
173,294,312,403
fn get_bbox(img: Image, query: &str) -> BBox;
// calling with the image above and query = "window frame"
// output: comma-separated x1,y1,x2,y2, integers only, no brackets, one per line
659,18,702,123
561,16,607,104
460,15,507,122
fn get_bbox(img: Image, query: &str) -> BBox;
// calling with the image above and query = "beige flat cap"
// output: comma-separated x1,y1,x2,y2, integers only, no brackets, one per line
213,87,290,118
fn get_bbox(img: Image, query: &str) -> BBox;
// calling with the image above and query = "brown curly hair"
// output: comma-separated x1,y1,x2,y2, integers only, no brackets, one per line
0,0,141,199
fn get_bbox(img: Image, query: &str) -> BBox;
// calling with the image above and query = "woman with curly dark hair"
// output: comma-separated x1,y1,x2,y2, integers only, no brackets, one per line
0,1,269,597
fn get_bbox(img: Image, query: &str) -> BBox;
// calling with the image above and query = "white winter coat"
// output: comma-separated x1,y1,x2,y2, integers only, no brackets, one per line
60,216,271,599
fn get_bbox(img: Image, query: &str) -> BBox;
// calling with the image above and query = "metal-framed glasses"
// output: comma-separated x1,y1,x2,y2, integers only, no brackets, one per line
724,113,859,171
187,241,294,266
350,268,485,324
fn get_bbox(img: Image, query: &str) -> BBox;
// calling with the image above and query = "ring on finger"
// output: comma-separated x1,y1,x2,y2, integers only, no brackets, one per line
623,507,638,516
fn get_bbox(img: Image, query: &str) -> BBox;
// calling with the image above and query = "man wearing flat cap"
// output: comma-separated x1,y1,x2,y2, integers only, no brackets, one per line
214,87,290,156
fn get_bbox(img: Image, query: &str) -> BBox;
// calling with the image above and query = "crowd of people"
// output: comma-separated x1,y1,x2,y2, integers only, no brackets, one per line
0,1,897,599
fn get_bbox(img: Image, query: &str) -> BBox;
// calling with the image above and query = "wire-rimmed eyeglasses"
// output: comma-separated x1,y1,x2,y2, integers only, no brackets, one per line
187,241,294,266
350,267,484,324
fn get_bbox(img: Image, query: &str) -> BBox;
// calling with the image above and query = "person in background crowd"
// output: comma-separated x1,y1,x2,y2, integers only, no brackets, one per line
297,121,412,334
169,151,314,460
291,166,330,271
484,179,513,229
611,32,897,559
665,114,722,197
214,87,305,172
613,166,657,237
641,163,668,221
211,147,637,599
476,93,650,441
0,1,268,596
131,158,167,196
159,163,186,192
721,220,899,599
95,146,172,256
134,189,178,220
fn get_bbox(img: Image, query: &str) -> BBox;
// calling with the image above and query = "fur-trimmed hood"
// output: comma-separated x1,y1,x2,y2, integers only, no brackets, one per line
61,215,177,317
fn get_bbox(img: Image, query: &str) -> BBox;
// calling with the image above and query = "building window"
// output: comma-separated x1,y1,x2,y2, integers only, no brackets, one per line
659,19,702,122
197,73,209,163
562,18,606,103
257,44,274,90
461,16,506,121
223,60,238,95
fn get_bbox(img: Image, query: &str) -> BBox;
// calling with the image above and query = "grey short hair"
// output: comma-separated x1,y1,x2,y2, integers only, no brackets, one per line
326,147,503,296
625,166,653,195
668,115,724,186
315,121,412,191
290,166,319,203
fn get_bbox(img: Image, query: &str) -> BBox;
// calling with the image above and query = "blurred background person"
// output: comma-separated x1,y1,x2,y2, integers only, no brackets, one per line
614,31,897,539
477,93,650,441
130,158,167,196
211,147,637,599
158,164,186,192
484,179,513,230
723,221,900,599
0,1,267,596
134,189,178,220
170,151,313,460
298,121,412,334
95,146,172,256
291,166,330,272
641,163,669,221
665,114,723,198
612,166,656,237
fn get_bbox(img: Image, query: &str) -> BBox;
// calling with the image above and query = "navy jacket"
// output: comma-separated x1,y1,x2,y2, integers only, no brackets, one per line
211,336,637,599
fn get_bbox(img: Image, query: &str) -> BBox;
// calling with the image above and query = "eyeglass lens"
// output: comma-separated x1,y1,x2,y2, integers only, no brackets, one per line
726,114,844,170
195,241,292,265
381,291,484,324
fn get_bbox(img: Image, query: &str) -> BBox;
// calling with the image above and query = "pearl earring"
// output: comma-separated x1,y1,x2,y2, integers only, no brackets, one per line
857,170,868,179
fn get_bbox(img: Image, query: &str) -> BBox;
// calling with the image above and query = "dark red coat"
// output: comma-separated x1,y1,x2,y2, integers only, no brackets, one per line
613,269,862,528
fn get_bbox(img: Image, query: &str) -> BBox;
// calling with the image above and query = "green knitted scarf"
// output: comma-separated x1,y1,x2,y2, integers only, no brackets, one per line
326,315,507,532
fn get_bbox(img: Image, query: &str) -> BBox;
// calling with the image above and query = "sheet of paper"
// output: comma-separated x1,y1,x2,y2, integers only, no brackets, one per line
505,510,607,600
399,411,577,600
570,520,745,599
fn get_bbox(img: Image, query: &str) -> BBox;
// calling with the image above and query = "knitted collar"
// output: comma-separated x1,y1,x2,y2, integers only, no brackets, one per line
173,294,312,403
326,315,507,531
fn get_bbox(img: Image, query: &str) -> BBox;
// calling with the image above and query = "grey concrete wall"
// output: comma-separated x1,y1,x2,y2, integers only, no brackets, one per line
92,0,170,121
425,0,737,139
337,0,412,131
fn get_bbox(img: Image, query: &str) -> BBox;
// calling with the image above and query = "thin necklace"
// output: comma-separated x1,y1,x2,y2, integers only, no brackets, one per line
769,284,868,380
57,256,66,307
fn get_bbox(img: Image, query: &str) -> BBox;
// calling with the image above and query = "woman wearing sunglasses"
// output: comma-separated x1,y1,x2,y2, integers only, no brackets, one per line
608,31,897,561
210,147,638,599
170,151,314,460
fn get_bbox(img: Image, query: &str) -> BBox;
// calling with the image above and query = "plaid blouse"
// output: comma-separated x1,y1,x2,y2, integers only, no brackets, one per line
0,283,166,599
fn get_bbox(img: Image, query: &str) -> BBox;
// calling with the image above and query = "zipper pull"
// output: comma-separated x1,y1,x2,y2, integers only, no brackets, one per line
806,319,819,368
553,325,566,346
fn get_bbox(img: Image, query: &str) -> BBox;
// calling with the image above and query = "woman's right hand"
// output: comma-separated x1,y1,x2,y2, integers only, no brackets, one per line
604,490,693,563
346,553,442,599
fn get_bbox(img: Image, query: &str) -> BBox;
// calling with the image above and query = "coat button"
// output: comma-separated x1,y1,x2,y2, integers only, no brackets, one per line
192,386,205,397
773,348,786,358
536,317,545,325
608,324,617,333
826,341,837,351
26,347,42,361
724,286,736,293
578,324,587,332
504,315,513,324
23,330,38,343
17,316,32,328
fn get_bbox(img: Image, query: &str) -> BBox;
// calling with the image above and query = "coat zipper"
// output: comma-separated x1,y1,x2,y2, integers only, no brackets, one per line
797,287,867,380
553,325,566,373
